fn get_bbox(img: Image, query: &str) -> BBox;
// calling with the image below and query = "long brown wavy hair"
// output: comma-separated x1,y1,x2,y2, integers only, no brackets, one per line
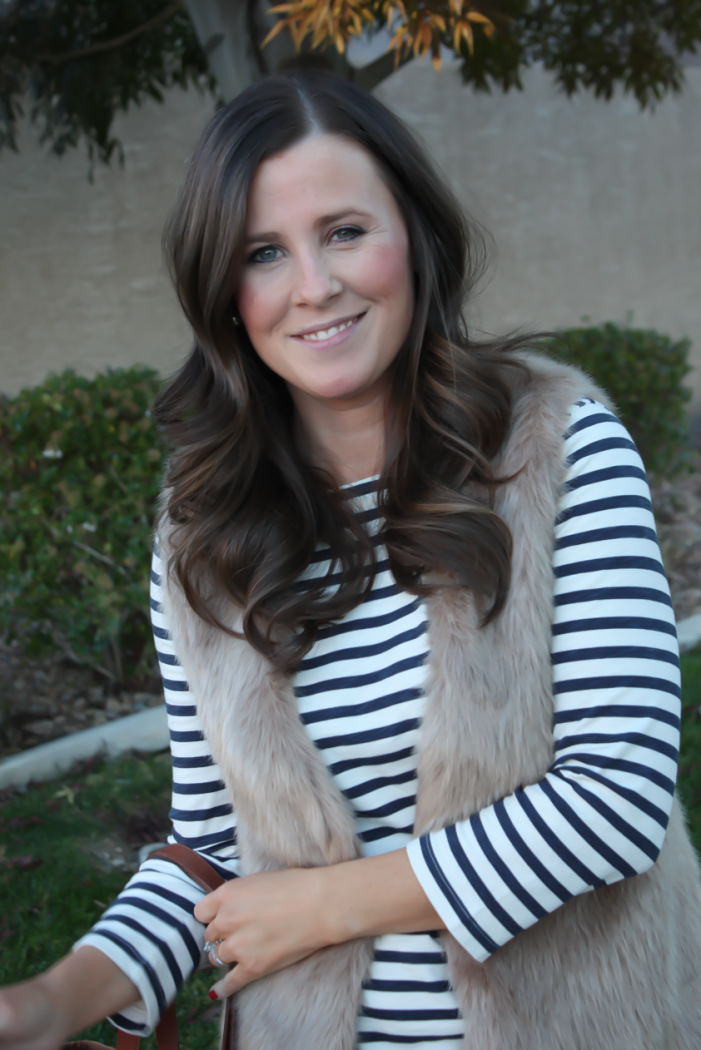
156,69,531,672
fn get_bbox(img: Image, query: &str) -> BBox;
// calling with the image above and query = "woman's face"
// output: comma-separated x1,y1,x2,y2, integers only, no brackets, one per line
236,134,414,407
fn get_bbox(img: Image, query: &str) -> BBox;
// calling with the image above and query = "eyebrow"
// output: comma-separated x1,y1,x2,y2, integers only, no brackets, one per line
244,208,375,245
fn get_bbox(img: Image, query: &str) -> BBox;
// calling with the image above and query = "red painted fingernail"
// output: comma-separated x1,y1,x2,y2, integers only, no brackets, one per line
209,989,219,1000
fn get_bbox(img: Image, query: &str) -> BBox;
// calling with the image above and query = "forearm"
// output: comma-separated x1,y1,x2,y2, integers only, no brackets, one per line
321,848,446,945
39,947,140,1038
199,848,448,999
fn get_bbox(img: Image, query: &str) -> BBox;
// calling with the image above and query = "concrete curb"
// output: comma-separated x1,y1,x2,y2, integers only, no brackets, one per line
0,704,168,791
1,608,700,793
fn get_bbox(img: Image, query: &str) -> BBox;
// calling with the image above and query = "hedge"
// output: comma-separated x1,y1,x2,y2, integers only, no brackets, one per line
0,324,692,679
543,322,692,475
0,367,163,684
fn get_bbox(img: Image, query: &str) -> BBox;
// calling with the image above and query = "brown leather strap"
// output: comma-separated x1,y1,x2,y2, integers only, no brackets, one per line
222,998,236,1050
66,1043,117,1050
149,844,228,894
66,847,232,1050
107,1001,176,1050
115,1031,141,1050
155,1002,179,1050
151,845,234,1047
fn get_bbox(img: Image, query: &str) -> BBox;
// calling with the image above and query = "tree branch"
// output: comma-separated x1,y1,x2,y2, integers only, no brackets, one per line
351,48,413,92
248,0,271,76
32,1,183,65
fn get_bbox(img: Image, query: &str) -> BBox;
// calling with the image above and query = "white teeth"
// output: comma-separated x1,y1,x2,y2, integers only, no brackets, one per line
301,316,358,342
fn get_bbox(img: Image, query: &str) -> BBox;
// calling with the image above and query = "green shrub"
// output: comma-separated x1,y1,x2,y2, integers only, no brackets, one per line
0,367,164,684
0,328,693,678
544,322,692,474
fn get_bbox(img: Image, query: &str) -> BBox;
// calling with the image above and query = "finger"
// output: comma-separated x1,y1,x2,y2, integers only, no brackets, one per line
209,964,250,1000
204,934,237,965
203,921,225,947
193,890,220,924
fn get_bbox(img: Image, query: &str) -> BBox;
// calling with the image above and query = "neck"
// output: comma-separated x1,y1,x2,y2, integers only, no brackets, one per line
290,382,387,486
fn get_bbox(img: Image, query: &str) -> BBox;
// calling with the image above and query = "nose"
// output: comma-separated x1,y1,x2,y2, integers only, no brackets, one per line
292,247,343,307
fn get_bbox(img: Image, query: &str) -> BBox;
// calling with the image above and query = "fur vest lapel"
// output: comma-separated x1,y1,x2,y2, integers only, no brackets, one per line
159,353,701,1049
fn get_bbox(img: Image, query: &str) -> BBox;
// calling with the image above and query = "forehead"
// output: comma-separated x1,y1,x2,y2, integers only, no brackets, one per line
245,134,394,228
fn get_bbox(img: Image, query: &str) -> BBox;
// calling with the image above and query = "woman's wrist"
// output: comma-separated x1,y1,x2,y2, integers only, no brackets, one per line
36,946,141,1038
319,848,445,946
317,863,352,947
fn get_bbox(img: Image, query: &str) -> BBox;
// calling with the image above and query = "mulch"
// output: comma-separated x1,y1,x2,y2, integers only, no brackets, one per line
0,648,162,760
1,442,700,762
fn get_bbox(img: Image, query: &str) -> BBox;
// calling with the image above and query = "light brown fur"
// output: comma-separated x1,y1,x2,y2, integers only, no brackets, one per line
159,353,701,1048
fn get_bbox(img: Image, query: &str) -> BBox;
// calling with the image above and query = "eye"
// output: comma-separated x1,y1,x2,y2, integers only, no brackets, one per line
331,225,365,243
249,245,282,265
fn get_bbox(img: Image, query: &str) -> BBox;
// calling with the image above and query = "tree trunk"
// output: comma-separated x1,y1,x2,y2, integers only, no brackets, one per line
183,0,264,100
183,0,404,102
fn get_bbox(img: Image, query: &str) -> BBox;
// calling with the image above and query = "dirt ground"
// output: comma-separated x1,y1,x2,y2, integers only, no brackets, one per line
0,654,162,760
1,444,700,761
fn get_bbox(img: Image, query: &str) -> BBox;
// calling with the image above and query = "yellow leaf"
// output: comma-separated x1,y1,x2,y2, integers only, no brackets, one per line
466,10,492,24
290,22,305,47
54,785,76,805
388,26,406,49
458,18,474,52
262,18,290,46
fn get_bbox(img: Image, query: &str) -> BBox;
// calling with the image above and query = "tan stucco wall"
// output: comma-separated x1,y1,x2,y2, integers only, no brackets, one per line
375,60,701,422
0,88,215,393
1,62,700,422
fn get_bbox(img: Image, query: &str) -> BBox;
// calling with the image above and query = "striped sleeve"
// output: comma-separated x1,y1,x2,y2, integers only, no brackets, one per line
73,545,241,1034
406,398,680,963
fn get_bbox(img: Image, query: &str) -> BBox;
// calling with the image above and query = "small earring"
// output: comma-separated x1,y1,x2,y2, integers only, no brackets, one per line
232,315,241,327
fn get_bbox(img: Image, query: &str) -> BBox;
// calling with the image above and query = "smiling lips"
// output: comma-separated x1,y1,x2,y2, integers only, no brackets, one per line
295,312,365,344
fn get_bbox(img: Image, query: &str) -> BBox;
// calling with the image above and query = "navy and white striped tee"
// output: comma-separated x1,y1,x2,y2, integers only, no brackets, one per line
75,399,680,1047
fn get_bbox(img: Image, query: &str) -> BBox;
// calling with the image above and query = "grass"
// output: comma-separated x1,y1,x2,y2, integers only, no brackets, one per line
1,649,700,1048
0,751,220,1049
678,648,701,850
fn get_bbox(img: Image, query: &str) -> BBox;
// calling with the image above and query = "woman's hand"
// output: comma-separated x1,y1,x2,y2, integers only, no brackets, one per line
194,866,334,999
194,849,445,1000
0,980,68,1050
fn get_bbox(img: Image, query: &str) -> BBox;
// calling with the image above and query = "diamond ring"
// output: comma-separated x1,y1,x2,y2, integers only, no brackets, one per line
204,938,225,967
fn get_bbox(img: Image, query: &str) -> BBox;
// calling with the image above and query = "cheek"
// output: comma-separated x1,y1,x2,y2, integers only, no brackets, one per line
236,277,285,338
353,242,412,315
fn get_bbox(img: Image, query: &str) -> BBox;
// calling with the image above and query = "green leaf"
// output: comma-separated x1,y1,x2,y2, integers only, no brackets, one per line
543,322,692,475
0,365,165,682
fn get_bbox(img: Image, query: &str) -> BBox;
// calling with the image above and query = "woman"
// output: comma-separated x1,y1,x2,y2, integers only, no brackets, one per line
1,70,700,1050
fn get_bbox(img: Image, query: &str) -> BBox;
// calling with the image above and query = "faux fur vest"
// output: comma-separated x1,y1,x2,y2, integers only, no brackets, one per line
159,353,701,1050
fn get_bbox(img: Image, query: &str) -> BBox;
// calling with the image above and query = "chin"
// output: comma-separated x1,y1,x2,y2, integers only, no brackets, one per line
304,373,371,401
315,383,369,402
317,360,386,399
